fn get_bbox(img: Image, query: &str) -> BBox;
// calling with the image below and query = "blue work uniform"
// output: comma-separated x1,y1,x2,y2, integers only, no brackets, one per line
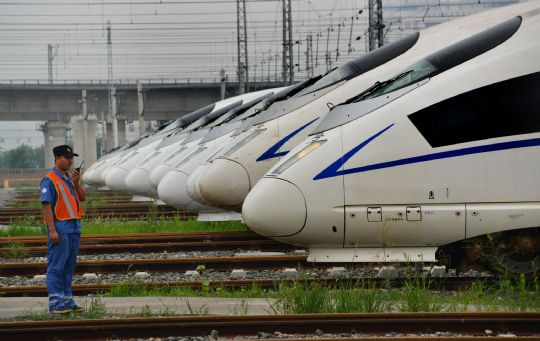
40,168,82,312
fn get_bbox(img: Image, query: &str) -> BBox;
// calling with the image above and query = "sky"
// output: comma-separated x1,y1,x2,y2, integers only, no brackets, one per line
0,0,519,83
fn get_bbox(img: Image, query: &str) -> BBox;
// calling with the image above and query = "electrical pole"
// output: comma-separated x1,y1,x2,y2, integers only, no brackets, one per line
282,0,294,85
296,40,301,73
220,69,227,100
106,20,118,148
368,0,384,51
315,31,320,68
335,23,342,61
47,44,59,84
275,53,279,82
325,26,332,72
305,34,313,78
267,50,271,81
347,16,354,54
236,0,248,94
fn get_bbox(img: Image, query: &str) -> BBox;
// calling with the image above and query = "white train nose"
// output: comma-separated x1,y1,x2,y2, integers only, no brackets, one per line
100,167,112,183
125,168,155,196
186,164,210,204
243,178,307,237
157,170,192,208
105,167,129,191
198,158,250,207
82,169,97,185
149,164,171,190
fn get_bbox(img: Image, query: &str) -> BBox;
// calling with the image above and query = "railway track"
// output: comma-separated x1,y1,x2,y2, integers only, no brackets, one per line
0,231,293,255
0,239,294,255
1,313,538,340
5,198,135,206
0,231,267,245
0,203,194,224
0,277,501,297
0,255,310,276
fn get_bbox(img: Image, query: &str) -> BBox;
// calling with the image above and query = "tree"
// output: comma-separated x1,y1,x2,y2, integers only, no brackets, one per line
0,144,45,169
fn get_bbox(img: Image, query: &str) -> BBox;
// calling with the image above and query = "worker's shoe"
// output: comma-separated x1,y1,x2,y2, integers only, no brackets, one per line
70,305,85,312
50,307,71,314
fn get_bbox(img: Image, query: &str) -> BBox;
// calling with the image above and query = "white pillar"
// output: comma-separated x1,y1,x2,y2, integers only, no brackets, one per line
220,69,227,100
112,86,119,148
71,115,98,168
105,122,114,151
42,121,69,169
137,81,145,136
117,119,126,146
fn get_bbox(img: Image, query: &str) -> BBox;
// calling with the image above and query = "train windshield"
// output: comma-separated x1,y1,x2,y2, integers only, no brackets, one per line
355,59,437,101
349,16,521,104
293,66,353,97
293,32,420,98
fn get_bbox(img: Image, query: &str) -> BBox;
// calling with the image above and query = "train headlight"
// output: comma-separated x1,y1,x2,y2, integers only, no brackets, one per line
221,128,267,157
271,140,326,175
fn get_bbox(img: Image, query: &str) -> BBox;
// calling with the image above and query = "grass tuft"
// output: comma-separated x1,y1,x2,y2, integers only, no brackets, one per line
2,241,29,259
1,217,247,237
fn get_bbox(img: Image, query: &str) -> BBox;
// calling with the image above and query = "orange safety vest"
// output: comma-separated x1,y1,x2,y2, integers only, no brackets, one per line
44,171,84,221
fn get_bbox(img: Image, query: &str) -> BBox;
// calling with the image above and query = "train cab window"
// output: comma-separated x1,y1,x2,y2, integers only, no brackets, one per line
293,32,420,97
349,16,522,103
408,72,540,147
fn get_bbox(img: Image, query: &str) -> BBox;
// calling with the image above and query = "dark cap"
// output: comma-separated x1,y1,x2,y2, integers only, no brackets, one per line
53,145,79,157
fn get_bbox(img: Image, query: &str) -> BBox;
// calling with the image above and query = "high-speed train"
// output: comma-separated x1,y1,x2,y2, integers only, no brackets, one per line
124,89,284,198
242,6,540,274
83,103,226,188
83,142,135,187
149,82,308,197
187,2,538,214
102,89,279,192
153,81,333,211
152,87,325,211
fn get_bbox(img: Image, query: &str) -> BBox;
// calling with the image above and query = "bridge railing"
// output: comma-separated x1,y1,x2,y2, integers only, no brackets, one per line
0,78,289,87
0,77,227,87
0,168,49,188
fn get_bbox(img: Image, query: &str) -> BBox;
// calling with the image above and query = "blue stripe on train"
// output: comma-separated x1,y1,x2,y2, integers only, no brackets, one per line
314,124,540,180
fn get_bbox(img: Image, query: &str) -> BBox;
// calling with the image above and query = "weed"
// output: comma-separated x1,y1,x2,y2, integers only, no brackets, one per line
231,298,251,315
2,241,29,259
85,295,107,319
273,281,331,314
399,268,443,312
0,217,247,237
334,280,390,313
184,298,209,315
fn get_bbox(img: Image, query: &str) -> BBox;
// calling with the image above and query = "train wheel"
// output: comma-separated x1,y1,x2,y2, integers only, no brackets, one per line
489,228,539,275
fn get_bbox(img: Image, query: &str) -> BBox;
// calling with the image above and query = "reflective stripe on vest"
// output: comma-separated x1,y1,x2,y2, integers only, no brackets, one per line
45,171,84,221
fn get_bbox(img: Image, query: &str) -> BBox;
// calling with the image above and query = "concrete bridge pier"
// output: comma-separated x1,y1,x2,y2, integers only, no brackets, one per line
70,114,98,168
42,121,69,169
104,120,126,152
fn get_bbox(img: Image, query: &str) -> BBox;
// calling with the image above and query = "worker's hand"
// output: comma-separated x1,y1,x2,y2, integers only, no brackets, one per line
72,170,81,185
49,230,61,244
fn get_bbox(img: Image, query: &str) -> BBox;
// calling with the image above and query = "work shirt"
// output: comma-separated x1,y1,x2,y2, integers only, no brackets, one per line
40,168,82,234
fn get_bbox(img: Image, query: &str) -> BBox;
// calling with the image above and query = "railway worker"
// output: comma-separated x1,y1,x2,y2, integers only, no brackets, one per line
40,145,87,314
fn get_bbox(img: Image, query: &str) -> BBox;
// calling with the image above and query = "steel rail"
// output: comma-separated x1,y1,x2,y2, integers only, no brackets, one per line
0,313,538,341
0,239,295,256
0,255,310,276
0,277,501,297
0,231,265,246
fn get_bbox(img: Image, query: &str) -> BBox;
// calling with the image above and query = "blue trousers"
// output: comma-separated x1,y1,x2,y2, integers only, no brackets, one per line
46,232,80,311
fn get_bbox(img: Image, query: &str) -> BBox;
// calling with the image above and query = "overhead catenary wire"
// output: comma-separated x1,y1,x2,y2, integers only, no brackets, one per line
0,0,520,82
